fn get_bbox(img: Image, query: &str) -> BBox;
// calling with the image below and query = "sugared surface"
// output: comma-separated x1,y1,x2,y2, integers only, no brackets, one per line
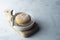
15,13,31,26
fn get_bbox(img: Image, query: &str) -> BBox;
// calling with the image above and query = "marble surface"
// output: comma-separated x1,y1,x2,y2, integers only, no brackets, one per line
0,0,60,40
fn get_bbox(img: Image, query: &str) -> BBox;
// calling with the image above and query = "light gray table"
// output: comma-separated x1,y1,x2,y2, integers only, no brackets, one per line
0,0,60,40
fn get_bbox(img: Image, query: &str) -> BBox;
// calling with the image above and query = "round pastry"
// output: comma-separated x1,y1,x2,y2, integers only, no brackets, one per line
15,12,31,26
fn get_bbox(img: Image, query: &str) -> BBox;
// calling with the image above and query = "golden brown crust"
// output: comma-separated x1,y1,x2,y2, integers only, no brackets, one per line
15,13,31,26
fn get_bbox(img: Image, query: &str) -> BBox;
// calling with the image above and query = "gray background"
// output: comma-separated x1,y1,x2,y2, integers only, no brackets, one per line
0,0,60,40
